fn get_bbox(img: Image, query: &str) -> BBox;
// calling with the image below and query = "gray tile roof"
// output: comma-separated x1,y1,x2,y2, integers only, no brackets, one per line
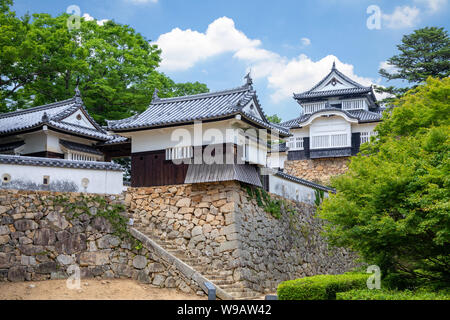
280,116,305,129
60,140,103,156
184,164,263,187
280,108,383,129
0,91,112,141
293,63,376,103
294,87,373,100
274,171,336,193
0,141,25,152
99,135,130,146
0,154,123,171
107,84,290,136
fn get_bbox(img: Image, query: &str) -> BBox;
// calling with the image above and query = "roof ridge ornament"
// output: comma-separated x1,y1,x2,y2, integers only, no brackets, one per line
244,71,253,87
41,112,49,122
74,86,82,105
152,88,160,102
332,61,336,70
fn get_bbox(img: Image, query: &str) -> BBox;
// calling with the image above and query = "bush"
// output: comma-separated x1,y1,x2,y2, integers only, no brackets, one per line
277,273,370,300
336,289,450,300
318,78,450,286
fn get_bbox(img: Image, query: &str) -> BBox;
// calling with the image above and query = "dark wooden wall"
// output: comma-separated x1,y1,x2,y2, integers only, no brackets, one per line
131,150,189,187
24,151,64,159
351,132,361,156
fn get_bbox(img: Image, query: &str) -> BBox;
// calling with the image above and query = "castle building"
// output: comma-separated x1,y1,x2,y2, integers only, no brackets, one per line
0,88,122,161
0,88,125,194
107,75,291,189
271,63,384,184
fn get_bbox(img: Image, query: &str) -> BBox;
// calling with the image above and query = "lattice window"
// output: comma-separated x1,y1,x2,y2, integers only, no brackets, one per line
67,152,98,162
295,137,304,150
287,137,304,150
360,131,376,144
287,137,295,149
166,146,193,160
311,134,348,149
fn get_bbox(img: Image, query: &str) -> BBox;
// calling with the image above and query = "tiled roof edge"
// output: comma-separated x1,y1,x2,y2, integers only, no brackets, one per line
0,155,123,171
274,171,336,193
0,98,76,119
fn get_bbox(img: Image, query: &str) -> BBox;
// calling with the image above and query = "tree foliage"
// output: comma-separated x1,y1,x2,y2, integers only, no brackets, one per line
377,27,450,97
319,77,450,287
0,1,208,123
267,114,282,124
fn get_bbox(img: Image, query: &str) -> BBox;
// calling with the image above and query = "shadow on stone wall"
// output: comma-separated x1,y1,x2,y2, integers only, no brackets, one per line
1,179,78,193
0,190,203,296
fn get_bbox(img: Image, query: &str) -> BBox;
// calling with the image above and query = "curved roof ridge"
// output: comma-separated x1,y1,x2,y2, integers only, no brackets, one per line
295,64,370,96
153,84,251,104
0,97,76,119
280,115,306,128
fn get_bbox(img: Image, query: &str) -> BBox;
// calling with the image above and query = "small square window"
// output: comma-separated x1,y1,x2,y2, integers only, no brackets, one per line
43,176,50,185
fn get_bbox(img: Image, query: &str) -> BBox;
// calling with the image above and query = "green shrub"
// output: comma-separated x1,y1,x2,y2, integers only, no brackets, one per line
277,273,370,300
336,289,450,300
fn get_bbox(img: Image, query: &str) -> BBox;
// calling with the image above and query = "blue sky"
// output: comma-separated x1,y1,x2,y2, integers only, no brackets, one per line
13,0,450,121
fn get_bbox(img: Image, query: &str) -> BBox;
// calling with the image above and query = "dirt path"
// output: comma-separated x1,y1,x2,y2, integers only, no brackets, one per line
0,279,206,300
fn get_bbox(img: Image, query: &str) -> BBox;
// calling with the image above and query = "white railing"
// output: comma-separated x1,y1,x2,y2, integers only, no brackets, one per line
302,102,327,114
311,134,348,149
342,99,367,110
287,137,304,150
166,146,193,160
66,152,99,162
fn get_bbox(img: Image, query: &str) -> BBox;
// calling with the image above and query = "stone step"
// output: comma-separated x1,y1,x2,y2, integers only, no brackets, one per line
226,288,261,294
229,291,264,298
210,279,235,286
202,272,233,279
202,273,232,282
234,295,266,301
137,230,268,301
217,284,245,290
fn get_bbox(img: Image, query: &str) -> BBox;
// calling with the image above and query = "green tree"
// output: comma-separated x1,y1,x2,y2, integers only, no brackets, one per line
267,114,282,124
319,78,450,287
171,82,209,97
377,27,450,97
0,1,208,123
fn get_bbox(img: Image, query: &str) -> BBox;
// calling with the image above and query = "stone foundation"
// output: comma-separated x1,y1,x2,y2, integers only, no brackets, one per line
127,182,241,276
1,182,357,296
0,190,202,295
284,158,350,185
127,181,357,294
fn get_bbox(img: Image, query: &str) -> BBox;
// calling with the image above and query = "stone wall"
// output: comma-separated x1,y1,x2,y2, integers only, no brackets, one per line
1,183,357,296
0,190,203,295
284,158,350,185
127,181,357,294
127,182,241,276
234,190,356,293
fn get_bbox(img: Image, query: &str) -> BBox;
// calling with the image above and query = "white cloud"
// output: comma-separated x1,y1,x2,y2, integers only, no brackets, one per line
382,6,421,29
379,61,399,75
264,55,375,103
155,17,261,71
82,13,109,26
414,0,448,13
155,17,378,103
300,37,311,46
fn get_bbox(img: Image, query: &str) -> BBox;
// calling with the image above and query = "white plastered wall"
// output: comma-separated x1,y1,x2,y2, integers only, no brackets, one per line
0,163,123,194
268,174,329,204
